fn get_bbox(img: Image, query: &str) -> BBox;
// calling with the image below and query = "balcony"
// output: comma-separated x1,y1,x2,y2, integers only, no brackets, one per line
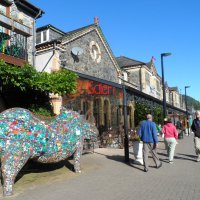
0,32,28,65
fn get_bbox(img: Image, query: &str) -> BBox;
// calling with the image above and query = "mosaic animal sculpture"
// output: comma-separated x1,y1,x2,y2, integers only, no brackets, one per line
0,107,98,196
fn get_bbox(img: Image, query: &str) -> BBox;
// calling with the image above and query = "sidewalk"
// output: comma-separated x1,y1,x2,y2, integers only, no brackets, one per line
0,134,200,200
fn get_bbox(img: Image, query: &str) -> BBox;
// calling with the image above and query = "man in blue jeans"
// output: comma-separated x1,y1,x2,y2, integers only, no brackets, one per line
138,114,162,172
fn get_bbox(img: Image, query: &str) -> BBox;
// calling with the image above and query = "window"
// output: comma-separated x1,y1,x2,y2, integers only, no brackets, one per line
36,30,49,44
145,72,150,85
156,80,160,91
36,32,41,44
42,30,47,42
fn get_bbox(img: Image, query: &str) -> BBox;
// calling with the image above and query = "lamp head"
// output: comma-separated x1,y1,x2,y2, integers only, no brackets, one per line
185,86,190,89
161,53,172,57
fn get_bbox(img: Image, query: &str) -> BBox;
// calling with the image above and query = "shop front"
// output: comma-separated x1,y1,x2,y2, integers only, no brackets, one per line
62,75,126,148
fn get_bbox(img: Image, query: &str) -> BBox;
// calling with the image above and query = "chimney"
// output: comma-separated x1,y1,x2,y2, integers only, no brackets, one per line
151,56,156,63
94,17,99,25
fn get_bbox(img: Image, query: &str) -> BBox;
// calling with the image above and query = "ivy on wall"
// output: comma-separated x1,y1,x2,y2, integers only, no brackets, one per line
0,60,78,116
0,60,78,95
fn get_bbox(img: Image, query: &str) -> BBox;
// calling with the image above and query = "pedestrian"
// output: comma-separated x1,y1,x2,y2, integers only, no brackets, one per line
191,111,200,162
176,119,183,139
156,124,162,136
161,118,178,164
138,114,162,172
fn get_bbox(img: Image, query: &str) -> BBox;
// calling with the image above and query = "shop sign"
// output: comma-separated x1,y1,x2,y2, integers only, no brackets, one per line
78,80,116,96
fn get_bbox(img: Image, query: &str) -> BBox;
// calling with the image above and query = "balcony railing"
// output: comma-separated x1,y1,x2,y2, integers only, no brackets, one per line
0,32,28,60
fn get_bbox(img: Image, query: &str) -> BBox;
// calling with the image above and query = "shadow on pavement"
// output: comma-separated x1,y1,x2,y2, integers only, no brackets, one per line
94,152,145,172
177,153,196,159
157,152,196,162
15,159,74,183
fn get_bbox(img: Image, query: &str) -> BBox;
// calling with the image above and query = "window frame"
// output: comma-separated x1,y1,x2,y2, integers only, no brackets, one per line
37,29,49,44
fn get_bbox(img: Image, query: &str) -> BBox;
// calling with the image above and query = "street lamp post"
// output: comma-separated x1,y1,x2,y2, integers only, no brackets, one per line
185,86,190,136
161,53,172,119
123,85,129,163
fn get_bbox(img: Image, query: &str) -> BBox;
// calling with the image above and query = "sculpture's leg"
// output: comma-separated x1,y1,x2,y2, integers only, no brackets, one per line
73,139,84,173
1,142,30,196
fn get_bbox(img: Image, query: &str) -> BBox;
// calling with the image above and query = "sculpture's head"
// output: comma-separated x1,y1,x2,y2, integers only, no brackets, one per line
58,109,98,141
81,118,99,142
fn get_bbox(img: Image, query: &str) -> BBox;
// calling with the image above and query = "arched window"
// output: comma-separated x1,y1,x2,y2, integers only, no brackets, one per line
81,99,89,115
104,99,111,130
94,98,100,128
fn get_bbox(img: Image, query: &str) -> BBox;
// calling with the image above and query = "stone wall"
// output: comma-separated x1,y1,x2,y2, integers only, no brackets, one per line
60,30,119,83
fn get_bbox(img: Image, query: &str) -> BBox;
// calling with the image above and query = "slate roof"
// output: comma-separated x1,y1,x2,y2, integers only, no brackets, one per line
65,24,95,36
14,0,44,19
62,24,99,44
116,56,145,68
169,87,179,92
146,61,152,69
36,24,65,35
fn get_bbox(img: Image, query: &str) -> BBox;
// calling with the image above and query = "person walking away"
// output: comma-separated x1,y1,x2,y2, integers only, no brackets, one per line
161,118,178,164
156,124,162,136
176,119,183,139
191,111,200,162
138,114,162,172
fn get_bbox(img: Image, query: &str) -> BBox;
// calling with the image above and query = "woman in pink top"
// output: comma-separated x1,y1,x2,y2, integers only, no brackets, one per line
161,118,178,163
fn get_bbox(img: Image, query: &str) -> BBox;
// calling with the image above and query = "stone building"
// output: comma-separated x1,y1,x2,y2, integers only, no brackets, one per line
116,56,162,99
0,0,44,66
0,0,44,111
116,56,185,110
35,24,65,73
168,87,182,108
35,20,137,147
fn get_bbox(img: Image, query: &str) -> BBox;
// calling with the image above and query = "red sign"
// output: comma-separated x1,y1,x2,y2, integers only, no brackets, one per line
78,80,116,95
88,81,115,95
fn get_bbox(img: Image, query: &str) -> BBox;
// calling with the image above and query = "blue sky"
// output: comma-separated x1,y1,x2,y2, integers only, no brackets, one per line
31,0,200,101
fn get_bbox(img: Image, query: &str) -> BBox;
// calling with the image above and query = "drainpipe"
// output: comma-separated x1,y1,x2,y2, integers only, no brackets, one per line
32,10,42,67
139,67,142,91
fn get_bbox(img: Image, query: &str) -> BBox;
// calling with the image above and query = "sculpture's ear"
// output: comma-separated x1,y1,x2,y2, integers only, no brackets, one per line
91,122,96,127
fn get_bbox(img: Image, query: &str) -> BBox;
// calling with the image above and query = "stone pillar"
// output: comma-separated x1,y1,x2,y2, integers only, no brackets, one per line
50,93,62,115
51,50,60,72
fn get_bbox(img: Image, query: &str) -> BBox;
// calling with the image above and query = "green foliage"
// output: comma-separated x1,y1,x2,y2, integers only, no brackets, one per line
134,102,151,126
0,60,78,95
183,95,200,110
29,105,53,117
134,101,163,126
194,103,200,110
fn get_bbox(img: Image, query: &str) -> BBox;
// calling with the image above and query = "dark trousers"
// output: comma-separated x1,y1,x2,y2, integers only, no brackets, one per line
143,143,161,170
